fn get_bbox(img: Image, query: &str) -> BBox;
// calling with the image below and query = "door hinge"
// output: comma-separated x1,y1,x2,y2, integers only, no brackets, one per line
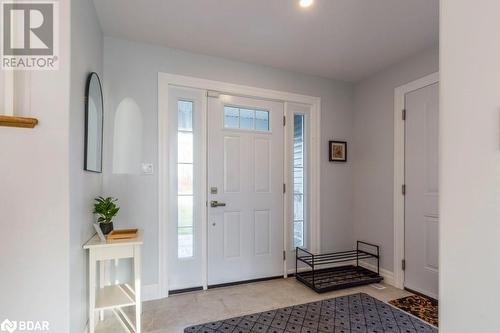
402,184,406,195
402,109,406,120
283,250,286,261
402,259,406,271
283,116,286,126
283,183,286,193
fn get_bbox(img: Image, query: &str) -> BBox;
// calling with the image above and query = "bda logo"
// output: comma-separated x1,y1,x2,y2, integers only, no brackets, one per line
0,319,17,333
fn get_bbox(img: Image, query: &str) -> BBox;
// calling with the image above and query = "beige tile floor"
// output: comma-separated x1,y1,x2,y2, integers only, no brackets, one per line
97,278,412,333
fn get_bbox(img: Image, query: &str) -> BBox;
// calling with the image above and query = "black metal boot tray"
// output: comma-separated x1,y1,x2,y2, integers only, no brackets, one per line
295,241,383,293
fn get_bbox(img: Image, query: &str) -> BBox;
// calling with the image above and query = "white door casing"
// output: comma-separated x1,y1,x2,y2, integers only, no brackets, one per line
158,73,321,298
404,82,439,299
207,94,284,285
393,72,439,291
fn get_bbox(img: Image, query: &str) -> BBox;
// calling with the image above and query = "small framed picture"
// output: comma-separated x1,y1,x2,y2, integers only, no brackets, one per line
329,141,347,162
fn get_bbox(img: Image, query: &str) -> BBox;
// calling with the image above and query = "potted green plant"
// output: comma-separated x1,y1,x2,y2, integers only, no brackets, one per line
93,196,119,235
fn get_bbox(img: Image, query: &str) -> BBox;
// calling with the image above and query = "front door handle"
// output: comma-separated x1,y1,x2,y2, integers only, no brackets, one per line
210,200,226,208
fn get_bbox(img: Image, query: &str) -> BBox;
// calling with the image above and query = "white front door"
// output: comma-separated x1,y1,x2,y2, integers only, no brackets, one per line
207,94,284,285
404,82,439,299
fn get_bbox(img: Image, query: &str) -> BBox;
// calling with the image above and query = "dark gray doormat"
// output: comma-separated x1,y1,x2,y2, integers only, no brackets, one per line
184,293,438,333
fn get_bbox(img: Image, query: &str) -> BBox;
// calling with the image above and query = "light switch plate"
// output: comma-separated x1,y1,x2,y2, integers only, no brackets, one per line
141,163,154,175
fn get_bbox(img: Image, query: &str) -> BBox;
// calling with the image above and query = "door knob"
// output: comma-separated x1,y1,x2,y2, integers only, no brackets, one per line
210,200,226,208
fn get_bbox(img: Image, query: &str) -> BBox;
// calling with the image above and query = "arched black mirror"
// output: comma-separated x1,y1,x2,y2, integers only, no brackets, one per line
84,72,104,173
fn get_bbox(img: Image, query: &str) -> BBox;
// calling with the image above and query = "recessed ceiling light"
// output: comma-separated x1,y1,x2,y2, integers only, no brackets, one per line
299,0,314,8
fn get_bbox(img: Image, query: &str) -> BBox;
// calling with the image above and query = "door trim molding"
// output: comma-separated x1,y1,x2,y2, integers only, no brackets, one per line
393,72,439,289
158,73,321,299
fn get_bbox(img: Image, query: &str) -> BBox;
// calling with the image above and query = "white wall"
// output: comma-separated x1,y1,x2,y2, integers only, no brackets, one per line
69,0,103,332
440,1,500,331
102,37,354,287
0,1,71,332
352,46,439,272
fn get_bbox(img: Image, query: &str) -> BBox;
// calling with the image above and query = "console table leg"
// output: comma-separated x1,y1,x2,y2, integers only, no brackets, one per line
134,245,142,333
89,251,96,333
99,261,105,321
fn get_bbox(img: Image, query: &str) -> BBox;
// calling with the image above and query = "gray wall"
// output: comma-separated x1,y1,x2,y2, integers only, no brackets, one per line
352,45,439,272
102,37,354,286
0,1,71,332
69,0,103,332
440,1,500,330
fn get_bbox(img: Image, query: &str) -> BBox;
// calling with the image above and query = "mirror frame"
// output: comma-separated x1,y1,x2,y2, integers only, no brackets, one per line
84,72,104,173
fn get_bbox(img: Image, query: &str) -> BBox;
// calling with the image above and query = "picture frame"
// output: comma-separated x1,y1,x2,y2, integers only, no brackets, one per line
329,140,347,162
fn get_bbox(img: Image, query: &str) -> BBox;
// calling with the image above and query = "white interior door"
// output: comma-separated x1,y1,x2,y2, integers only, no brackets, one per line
404,82,439,299
207,93,284,285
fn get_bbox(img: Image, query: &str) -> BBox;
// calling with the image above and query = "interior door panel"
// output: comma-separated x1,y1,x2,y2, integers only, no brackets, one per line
404,82,439,299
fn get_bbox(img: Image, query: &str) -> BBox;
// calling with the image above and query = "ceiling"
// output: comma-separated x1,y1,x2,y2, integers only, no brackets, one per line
93,0,438,82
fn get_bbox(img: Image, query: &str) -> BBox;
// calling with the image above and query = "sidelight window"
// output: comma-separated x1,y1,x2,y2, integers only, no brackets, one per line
293,114,305,247
177,100,194,258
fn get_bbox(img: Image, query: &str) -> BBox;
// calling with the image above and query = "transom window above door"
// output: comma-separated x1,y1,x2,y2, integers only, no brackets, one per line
223,106,270,131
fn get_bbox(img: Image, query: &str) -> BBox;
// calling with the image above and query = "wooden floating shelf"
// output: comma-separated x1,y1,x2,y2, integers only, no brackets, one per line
0,115,38,128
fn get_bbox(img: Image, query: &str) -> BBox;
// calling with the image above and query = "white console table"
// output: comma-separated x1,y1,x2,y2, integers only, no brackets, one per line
83,231,143,333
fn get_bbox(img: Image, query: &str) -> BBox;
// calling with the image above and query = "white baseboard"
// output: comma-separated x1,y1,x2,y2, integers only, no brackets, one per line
381,269,395,286
359,262,394,286
142,283,161,301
